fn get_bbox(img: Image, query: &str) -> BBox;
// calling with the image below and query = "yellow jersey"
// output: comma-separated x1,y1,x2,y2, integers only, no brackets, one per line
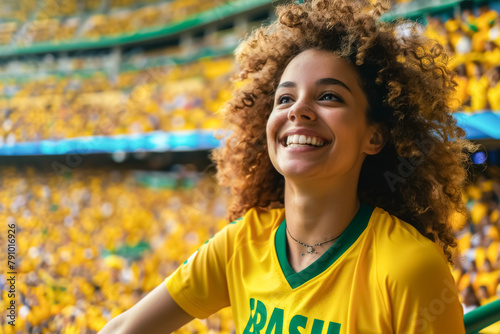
488,84,500,111
468,76,489,111
483,48,500,69
476,11,498,32
165,204,465,333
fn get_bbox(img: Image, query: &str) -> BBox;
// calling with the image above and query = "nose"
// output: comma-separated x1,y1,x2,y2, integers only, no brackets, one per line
288,99,316,122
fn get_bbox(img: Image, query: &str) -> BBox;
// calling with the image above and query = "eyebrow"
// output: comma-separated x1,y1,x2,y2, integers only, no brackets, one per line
277,77,352,92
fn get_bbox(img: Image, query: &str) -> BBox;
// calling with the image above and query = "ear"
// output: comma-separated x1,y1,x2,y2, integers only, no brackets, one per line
364,123,386,155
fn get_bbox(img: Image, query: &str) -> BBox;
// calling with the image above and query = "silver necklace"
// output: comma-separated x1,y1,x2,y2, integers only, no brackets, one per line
286,226,341,256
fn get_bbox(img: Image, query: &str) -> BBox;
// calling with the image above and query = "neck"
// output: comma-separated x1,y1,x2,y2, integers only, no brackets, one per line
284,174,361,248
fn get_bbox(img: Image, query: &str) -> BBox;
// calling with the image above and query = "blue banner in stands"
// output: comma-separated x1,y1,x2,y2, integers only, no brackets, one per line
454,111,500,140
0,130,222,156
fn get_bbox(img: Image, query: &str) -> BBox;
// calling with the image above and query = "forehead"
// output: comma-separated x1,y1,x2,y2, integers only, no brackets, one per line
279,49,362,86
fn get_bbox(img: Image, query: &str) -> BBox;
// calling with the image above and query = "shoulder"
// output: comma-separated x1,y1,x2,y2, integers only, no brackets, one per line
369,206,451,283
197,206,284,254
369,207,465,333
239,206,285,227
232,206,285,242
369,206,442,257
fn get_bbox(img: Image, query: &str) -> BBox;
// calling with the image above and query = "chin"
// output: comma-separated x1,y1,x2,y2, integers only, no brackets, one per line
278,164,320,179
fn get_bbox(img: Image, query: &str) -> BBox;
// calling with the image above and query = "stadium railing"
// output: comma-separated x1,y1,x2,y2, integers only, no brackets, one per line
464,299,500,334
0,0,275,57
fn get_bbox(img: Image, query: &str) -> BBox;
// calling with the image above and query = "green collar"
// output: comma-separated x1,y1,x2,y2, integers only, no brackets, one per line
275,203,374,289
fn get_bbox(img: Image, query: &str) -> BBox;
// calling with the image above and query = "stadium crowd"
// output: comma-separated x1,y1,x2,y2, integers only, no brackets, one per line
453,166,500,332
424,3,500,112
0,165,234,334
0,0,417,47
0,164,498,333
0,56,232,143
0,0,236,46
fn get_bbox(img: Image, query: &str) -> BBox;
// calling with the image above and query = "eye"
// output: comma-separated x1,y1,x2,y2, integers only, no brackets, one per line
277,95,292,104
320,92,343,102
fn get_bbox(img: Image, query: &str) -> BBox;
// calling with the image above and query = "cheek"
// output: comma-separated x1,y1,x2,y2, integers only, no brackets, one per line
265,111,284,170
265,117,273,143
266,111,282,145
265,113,283,174
330,111,365,136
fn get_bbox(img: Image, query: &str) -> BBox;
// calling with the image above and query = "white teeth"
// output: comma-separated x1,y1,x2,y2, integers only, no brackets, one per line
284,135,326,147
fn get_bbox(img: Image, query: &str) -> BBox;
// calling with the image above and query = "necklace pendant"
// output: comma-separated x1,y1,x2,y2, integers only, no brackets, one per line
301,246,317,256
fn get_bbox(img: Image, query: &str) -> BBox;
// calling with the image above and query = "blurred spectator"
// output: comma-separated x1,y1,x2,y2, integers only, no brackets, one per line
462,285,481,314
486,66,500,110
451,64,469,110
468,62,489,111
478,285,497,305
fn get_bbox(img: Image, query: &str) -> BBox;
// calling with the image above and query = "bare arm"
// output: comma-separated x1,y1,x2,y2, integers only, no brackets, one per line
98,282,194,334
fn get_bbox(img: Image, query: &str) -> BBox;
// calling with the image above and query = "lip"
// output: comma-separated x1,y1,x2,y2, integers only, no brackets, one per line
282,143,328,152
278,128,331,146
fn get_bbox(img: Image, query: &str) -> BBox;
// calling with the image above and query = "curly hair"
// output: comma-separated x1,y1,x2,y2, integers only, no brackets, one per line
211,0,477,263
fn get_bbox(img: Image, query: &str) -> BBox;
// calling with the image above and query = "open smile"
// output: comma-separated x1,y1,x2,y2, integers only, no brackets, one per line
279,134,331,149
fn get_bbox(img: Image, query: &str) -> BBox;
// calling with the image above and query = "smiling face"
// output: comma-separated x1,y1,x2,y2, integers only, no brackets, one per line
266,49,384,182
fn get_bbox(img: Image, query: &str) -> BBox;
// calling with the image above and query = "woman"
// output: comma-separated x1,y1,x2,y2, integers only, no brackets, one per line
99,0,475,332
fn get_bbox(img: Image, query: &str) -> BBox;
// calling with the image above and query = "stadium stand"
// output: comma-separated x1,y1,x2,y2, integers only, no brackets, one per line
0,56,232,143
454,166,500,332
422,3,500,113
1,0,500,332
0,165,235,334
0,0,242,46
